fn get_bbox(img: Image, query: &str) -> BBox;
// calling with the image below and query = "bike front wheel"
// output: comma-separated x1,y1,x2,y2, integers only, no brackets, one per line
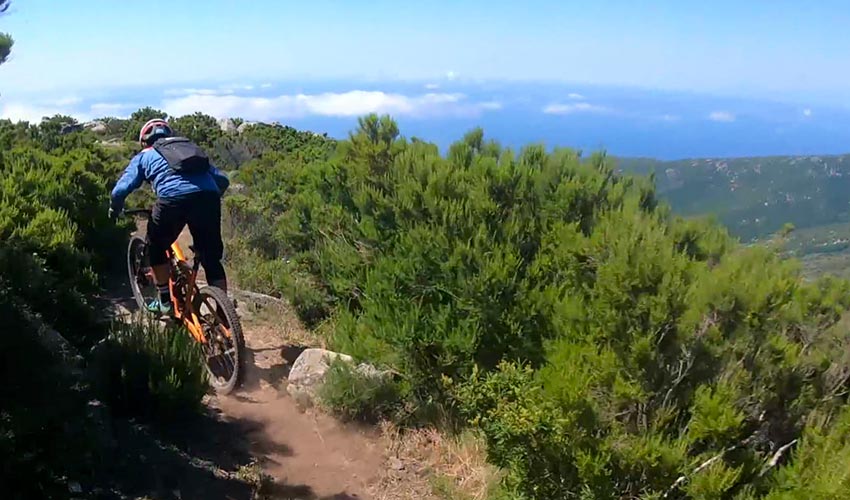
194,285,245,395
127,235,157,313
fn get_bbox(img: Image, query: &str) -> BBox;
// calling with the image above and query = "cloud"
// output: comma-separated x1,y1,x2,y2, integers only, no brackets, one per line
161,90,501,120
89,102,134,117
220,83,255,91
0,102,76,122
424,82,440,90
479,101,503,110
51,96,82,106
659,114,681,122
446,71,457,81
567,93,585,100
543,102,610,115
708,110,736,122
803,108,813,117
260,83,273,89
164,87,234,97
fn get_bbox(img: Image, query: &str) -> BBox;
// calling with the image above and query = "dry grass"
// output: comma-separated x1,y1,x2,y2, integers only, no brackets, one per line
371,422,503,500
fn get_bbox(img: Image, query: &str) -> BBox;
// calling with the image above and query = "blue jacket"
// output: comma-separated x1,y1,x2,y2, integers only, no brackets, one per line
110,147,230,210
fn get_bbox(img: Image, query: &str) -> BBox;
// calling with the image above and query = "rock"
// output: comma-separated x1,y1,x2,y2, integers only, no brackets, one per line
286,348,353,401
84,120,107,134
236,121,257,134
218,118,237,133
60,123,84,135
286,348,392,408
98,138,124,148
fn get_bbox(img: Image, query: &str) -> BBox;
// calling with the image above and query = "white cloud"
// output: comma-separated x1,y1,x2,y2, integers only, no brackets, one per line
708,110,736,122
0,103,75,122
543,102,610,115
424,82,441,90
659,114,681,122
220,83,255,91
567,93,585,100
164,87,234,97
446,71,457,81
803,108,813,117
51,96,82,106
162,90,501,120
89,102,134,117
260,83,273,89
479,101,503,110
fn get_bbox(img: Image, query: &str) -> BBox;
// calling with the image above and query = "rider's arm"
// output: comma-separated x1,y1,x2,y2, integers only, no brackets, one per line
209,164,230,195
110,154,145,211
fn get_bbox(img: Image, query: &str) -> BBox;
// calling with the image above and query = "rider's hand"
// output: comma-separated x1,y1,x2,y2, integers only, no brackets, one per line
108,207,120,221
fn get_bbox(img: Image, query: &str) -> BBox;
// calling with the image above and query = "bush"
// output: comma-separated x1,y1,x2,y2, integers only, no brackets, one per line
0,289,100,499
318,360,404,423
224,115,850,498
91,318,208,423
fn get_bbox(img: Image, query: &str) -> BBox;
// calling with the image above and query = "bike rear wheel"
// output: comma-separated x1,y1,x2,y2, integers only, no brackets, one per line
194,285,245,395
127,235,157,312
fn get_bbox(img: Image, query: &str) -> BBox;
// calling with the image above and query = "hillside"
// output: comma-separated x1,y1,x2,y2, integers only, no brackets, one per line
618,154,850,242
10,109,850,498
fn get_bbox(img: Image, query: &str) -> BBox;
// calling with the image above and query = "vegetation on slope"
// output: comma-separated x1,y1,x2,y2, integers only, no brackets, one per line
619,155,850,243
7,81,850,497
221,115,850,498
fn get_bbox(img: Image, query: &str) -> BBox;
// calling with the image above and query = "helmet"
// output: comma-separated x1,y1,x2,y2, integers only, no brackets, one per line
139,118,173,146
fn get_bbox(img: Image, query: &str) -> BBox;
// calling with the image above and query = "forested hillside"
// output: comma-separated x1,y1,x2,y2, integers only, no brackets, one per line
220,114,850,498
8,105,850,498
618,155,850,242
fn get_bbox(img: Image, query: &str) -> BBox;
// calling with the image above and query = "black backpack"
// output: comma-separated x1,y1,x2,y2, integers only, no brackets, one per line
152,137,211,174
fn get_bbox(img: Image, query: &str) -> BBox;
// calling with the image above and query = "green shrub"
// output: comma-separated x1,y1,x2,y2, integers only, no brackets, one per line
91,318,208,423
318,360,404,423
0,288,100,499
223,115,850,498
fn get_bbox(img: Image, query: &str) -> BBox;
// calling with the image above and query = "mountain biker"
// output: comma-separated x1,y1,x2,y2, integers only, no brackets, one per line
109,118,230,316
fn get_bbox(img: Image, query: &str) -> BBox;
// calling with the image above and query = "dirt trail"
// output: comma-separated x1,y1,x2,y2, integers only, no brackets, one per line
209,309,386,499
109,225,400,499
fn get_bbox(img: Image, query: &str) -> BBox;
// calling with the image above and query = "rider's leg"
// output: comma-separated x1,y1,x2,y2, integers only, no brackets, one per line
188,191,227,293
148,197,188,313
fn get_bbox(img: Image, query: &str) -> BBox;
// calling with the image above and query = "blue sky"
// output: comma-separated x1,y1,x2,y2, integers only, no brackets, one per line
2,0,850,158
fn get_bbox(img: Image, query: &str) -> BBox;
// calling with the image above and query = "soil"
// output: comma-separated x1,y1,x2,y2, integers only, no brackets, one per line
96,225,411,500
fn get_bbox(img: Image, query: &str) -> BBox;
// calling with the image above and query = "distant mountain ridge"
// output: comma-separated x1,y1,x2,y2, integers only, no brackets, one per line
616,153,850,241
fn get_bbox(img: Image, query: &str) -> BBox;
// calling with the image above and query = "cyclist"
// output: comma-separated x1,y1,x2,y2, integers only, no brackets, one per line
109,118,230,315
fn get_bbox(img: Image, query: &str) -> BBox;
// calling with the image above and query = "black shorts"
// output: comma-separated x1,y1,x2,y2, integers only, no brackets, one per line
147,191,226,282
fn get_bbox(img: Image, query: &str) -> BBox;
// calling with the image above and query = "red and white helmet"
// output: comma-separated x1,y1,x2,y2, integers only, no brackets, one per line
138,118,173,146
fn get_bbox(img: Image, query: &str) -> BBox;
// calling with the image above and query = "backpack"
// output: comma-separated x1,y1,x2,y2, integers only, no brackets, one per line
152,137,211,174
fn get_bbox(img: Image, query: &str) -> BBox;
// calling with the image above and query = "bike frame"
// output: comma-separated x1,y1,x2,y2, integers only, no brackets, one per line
125,209,231,344
167,241,208,344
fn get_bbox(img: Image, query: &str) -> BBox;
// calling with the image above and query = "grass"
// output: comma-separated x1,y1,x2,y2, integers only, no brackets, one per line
317,359,404,423
89,316,209,423
235,461,275,499
378,422,504,500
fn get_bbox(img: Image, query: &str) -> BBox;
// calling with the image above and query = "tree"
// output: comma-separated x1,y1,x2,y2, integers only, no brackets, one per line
169,112,222,147
123,107,169,143
1,1,13,65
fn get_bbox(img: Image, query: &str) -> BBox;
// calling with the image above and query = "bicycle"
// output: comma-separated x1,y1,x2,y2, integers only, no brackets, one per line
123,208,245,395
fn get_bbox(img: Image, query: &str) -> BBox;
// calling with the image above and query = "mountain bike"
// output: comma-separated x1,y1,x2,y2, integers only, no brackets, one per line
124,208,245,395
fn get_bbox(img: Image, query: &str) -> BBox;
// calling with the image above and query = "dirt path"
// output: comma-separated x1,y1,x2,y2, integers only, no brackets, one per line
209,304,386,499
107,225,397,499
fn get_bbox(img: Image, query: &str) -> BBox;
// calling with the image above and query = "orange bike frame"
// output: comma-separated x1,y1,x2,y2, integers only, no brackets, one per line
167,242,207,344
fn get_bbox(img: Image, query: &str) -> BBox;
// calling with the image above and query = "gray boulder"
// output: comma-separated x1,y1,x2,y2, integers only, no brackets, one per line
218,118,237,133
236,121,256,134
286,348,387,406
84,120,107,134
